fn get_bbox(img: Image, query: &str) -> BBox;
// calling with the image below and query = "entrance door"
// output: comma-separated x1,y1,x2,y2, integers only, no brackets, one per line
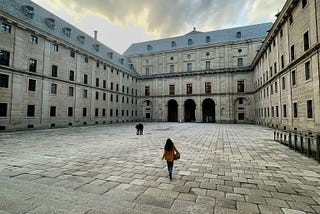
168,99,178,122
184,99,196,122
202,98,215,123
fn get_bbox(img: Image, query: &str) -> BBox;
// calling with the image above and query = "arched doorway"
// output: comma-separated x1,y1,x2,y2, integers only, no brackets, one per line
184,99,196,122
202,98,215,123
168,99,178,122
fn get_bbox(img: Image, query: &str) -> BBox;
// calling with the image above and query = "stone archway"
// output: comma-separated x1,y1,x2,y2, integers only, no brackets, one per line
202,98,215,123
167,99,178,122
184,99,196,122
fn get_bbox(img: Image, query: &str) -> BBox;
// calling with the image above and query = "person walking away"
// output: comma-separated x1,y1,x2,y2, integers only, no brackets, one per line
162,138,180,180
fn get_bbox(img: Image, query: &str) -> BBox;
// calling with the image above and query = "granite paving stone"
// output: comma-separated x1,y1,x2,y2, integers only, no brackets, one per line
1,123,320,213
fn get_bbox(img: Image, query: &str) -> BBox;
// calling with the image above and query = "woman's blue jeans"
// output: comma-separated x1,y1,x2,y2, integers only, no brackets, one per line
167,161,173,174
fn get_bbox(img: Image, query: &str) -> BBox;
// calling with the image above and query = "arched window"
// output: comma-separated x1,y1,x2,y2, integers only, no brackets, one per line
205,36,211,43
188,39,193,45
147,45,152,51
171,41,176,47
236,31,241,38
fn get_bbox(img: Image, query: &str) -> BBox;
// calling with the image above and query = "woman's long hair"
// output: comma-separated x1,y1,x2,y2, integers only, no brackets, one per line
165,138,173,151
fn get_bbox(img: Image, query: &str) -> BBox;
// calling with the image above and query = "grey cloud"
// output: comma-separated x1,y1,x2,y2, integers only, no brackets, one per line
46,0,282,38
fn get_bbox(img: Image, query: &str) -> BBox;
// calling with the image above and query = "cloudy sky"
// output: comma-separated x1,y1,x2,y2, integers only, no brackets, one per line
31,0,286,54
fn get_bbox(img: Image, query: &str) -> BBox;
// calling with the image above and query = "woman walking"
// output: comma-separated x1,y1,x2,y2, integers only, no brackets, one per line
162,138,180,180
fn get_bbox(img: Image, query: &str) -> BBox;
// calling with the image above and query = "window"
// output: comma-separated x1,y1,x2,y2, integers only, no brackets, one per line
188,39,193,45
170,65,174,73
96,78,99,87
205,61,210,70
29,58,37,72
293,102,298,118
186,83,192,94
68,107,73,117
281,55,284,69
276,106,279,117
275,81,278,93
282,76,286,90
70,50,75,58
0,74,9,88
238,113,244,120
274,62,277,74
292,70,296,86
85,57,88,63
290,45,295,61
205,36,211,43
283,104,287,118
305,61,311,80
239,98,243,104
51,83,57,94
116,84,119,91
280,29,283,37
52,44,59,52
83,108,87,117
145,67,150,76
236,31,241,38
270,84,273,95
271,106,274,117
52,65,58,77
0,103,7,117
50,106,56,117
205,82,211,94
307,100,313,118
237,80,244,92
237,58,243,67
96,61,99,68
27,105,35,117
69,70,74,81
111,82,113,90
84,74,88,84
96,91,99,100
103,93,106,101
304,31,309,51
103,80,106,89
116,109,119,116
289,14,293,25
103,109,106,117
110,94,113,102
0,50,10,66
145,86,150,96
110,109,113,117
83,89,88,98
68,87,74,96
95,108,98,117
187,63,192,72
1,23,11,33
171,41,176,47
302,0,308,8
122,86,125,93
28,79,36,91
30,35,38,44
169,85,175,95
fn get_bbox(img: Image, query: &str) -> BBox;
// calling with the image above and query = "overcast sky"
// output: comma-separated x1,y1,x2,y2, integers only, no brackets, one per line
31,0,286,54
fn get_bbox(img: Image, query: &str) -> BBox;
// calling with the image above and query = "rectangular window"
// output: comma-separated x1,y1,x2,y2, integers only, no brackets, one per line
289,14,293,25
170,64,174,73
187,63,192,72
291,70,296,86
83,89,87,98
302,0,308,8
186,83,192,94
103,80,106,88
52,65,58,77
237,58,243,67
85,57,88,63
68,107,73,117
304,31,309,51
116,84,119,91
84,74,88,84
70,51,75,58
111,82,113,90
0,73,9,88
290,45,295,61
276,106,279,117
52,44,59,52
274,62,277,74
68,86,74,96
30,35,38,44
122,86,125,93
237,80,244,92
169,85,175,95
145,86,150,96
205,82,211,94
305,61,311,80
51,83,57,94
1,23,11,33
28,79,36,91
307,100,313,118
95,108,98,117
271,106,274,117
103,93,106,101
96,91,99,100
27,105,35,117
96,61,99,68
281,55,284,69
83,108,87,117
205,61,210,70
293,102,298,118
0,50,10,66
0,103,8,117
110,94,113,102
29,58,37,72
146,67,150,76
270,84,273,95
50,106,56,117
275,81,278,93
69,70,74,81
282,76,286,90
103,109,106,117
283,104,287,118
96,78,99,87
116,95,119,102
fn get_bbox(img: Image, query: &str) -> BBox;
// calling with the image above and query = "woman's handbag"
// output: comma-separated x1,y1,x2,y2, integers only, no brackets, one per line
174,153,180,160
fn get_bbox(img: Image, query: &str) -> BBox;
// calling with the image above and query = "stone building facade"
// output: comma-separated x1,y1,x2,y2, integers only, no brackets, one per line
0,0,319,133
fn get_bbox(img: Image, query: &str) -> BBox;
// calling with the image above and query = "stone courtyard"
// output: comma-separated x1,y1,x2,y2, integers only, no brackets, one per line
0,123,320,214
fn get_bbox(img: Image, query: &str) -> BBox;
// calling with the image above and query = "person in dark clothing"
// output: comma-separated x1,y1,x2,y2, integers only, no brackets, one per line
135,123,144,135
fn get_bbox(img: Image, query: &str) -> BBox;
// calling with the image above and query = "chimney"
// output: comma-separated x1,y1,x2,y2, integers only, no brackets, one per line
94,30,98,40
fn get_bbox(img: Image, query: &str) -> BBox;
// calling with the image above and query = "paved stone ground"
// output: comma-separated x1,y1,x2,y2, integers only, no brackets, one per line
0,123,320,214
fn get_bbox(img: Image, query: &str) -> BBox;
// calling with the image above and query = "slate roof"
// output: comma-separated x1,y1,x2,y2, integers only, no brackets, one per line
0,0,135,73
123,23,273,56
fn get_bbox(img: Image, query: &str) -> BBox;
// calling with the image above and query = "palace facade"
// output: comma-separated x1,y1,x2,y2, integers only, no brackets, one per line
0,0,319,132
